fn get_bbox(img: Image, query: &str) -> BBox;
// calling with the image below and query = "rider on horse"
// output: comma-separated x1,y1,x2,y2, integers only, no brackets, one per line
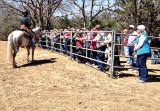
20,11,39,45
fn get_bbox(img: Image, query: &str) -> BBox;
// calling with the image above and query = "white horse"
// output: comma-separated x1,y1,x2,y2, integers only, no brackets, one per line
7,27,41,68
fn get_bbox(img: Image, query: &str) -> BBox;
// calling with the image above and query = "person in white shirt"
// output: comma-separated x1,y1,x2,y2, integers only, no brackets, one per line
93,25,107,72
128,25,139,73
128,25,138,46
104,28,112,65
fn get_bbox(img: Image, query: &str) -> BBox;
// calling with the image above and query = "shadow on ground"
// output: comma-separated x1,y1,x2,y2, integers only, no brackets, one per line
118,73,135,78
118,73,160,82
18,58,57,68
147,74,160,82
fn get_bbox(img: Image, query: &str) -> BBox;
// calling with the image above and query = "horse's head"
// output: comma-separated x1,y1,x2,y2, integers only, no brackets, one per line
33,27,42,38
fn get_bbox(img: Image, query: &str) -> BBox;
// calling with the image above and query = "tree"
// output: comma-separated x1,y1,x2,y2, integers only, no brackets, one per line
1,0,63,29
71,0,113,28
56,15,72,29
0,8,19,40
112,0,160,35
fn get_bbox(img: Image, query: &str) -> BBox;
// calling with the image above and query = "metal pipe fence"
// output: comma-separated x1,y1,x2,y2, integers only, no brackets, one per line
38,30,160,78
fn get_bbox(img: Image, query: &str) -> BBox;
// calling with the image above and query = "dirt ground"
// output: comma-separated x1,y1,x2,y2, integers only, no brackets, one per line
0,41,160,111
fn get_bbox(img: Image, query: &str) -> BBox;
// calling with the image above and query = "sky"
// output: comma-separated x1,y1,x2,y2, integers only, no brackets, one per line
54,0,115,18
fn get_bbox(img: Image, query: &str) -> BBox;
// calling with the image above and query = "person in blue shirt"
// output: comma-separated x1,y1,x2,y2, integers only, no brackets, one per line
20,11,39,45
133,25,150,83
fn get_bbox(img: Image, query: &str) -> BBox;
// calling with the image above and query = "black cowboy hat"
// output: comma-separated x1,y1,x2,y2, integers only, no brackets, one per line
22,11,30,16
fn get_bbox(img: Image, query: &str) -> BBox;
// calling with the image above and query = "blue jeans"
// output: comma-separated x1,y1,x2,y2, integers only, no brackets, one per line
137,54,148,81
83,46,90,63
151,49,159,64
72,47,77,60
90,50,97,65
65,38,70,56
129,47,138,68
97,46,106,71
76,47,83,63
124,46,131,65
60,44,65,53
53,41,58,52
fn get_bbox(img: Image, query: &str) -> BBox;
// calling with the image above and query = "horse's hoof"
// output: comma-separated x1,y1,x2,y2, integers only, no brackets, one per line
13,65,18,68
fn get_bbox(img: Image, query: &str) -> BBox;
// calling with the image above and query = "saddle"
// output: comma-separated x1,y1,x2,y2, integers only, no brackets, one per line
19,29,32,39
19,29,32,47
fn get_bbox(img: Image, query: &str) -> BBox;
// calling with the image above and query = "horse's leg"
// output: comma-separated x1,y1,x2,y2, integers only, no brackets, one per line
32,46,36,62
27,47,30,63
13,47,19,68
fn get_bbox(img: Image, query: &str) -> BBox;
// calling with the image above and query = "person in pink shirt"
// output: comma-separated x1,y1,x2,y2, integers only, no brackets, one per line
123,29,131,66
90,31,98,67
76,32,84,63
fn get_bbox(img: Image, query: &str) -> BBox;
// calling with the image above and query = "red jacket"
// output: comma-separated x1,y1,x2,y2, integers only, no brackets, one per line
124,35,128,45
76,36,83,47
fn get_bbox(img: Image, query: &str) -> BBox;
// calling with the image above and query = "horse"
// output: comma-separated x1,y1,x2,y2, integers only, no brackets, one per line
7,27,41,68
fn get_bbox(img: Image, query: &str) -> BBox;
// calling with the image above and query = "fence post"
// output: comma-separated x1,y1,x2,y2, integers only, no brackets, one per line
70,31,73,60
85,35,88,64
45,33,47,49
110,29,116,78
60,32,62,53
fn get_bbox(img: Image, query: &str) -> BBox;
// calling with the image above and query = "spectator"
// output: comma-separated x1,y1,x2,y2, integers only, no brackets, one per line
39,30,47,49
51,30,58,52
123,29,131,66
115,31,121,66
53,29,63,53
104,29,121,77
83,27,91,65
150,35,160,64
53,29,59,52
133,25,150,83
45,31,51,50
90,31,98,68
71,31,77,60
49,30,55,51
60,30,65,55
76,32,84,63
127,25,138,73
93,25,107,72
104,28,112,65
64,30,71,59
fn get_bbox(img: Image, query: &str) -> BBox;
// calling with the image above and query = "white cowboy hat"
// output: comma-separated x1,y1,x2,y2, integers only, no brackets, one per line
137,25,145,31
129,25,134,28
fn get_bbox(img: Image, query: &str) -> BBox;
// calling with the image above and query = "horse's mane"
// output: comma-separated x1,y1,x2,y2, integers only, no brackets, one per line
32,27,40,32
32,27,41,34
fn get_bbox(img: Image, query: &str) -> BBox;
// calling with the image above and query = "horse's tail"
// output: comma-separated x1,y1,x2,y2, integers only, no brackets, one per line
7,33,13,63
